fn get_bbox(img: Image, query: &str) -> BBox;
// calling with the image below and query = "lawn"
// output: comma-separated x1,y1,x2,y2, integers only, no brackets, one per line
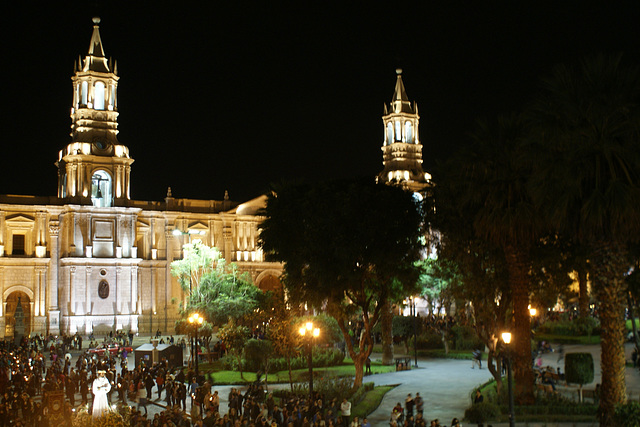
201,359,396,385
351,385,396,419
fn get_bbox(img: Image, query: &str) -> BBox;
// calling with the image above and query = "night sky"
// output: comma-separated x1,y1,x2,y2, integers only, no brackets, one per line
2,2,639,203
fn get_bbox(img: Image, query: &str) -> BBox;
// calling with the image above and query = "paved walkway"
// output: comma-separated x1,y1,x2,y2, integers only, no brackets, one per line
79,337,640,426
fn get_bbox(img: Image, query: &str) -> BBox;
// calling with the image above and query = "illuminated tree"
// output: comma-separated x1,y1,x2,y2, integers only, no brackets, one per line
171,240,262,326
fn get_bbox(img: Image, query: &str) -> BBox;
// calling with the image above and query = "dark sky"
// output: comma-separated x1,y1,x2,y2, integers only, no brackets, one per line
2,2,639,202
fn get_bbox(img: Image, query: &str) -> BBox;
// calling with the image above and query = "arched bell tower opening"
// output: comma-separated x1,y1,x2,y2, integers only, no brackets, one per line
91,170,112,207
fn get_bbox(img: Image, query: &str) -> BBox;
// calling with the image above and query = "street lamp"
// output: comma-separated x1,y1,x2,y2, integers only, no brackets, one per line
411,296,418,367
299,321,320,401
189,312,204,379
501,332,515,427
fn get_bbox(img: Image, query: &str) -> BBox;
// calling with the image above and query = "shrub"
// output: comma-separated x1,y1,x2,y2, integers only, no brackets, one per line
275,376,355,401
450,325,483,350
537,318,601,336
464,401,501,423
565,353,594,386
412,332,444,350
614,401,640,427
219,354,238,370
243,339,273,372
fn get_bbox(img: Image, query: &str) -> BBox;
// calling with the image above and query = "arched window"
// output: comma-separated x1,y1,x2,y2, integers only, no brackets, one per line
386,123,394,145
81,81,88,105
395,121,402,142
91,170,112,207
94,81,105,110
405,121,413,143
110,85,116,110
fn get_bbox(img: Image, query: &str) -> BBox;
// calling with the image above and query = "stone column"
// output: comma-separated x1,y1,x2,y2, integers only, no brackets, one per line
48,221,60,335
131,266,138,315
70,266,77,315
115,266,122,314
85,267,92,314
34,269,40,316
39,267,46,317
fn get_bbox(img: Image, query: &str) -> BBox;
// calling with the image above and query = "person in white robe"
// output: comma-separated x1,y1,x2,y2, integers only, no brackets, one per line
92,370,111,418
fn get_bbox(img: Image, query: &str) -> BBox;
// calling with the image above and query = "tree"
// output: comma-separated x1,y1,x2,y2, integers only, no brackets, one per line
171,240,263,326
431,114,539,404
260,179,424,388
526,54,640,426
565,353,595,402
170,240,219,298
218,320,250,380
431,223,512,397
417,258,456,316
266,309,303,390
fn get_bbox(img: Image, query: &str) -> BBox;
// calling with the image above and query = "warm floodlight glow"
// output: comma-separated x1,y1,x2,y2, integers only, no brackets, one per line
529,308,537,317
299,327,306,336
313,328,320,337
188,313,203,324
502,332,512,344
306,322,312,331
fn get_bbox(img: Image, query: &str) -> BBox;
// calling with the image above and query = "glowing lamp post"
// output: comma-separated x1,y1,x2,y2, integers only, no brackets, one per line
189,312,204,379
501,332,515,427
299,321,320,400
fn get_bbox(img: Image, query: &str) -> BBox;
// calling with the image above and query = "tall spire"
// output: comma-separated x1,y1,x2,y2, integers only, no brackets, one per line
83,17,109,73
391,68,413,114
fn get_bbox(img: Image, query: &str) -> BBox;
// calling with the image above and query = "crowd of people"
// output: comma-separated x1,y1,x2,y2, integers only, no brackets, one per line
0,332,467,427
389,393,460,427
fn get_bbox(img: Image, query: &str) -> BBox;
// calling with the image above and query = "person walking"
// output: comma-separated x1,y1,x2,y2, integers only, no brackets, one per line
414,392,424,416
405,393,414,418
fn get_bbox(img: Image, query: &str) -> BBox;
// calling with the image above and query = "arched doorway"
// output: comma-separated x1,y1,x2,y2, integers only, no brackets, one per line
5,291,31,339
257,274,282,293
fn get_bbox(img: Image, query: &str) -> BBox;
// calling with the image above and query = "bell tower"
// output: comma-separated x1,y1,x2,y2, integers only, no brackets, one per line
56,17,133,206
377,69,431,192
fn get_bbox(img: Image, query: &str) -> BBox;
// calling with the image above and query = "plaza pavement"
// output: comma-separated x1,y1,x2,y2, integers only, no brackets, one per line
112,337,640,426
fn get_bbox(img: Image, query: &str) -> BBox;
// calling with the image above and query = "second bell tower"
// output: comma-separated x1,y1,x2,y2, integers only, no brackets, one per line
377,69,431,193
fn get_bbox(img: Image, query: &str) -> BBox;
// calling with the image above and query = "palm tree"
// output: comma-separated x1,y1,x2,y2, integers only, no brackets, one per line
526,54,640,426
446,113,539,404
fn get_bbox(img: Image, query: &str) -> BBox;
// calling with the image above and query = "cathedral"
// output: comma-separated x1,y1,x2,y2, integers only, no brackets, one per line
0,18,429,340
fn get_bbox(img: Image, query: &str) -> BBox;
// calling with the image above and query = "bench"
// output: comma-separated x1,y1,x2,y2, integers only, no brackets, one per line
395,357,412,371
580,388,599,403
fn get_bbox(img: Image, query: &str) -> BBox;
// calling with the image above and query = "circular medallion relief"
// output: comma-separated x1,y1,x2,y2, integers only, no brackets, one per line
98,280,109,299
100,269,107,276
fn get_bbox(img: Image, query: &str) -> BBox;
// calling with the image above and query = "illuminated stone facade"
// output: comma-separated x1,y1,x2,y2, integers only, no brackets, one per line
0,18,282,338
377,68,432,193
